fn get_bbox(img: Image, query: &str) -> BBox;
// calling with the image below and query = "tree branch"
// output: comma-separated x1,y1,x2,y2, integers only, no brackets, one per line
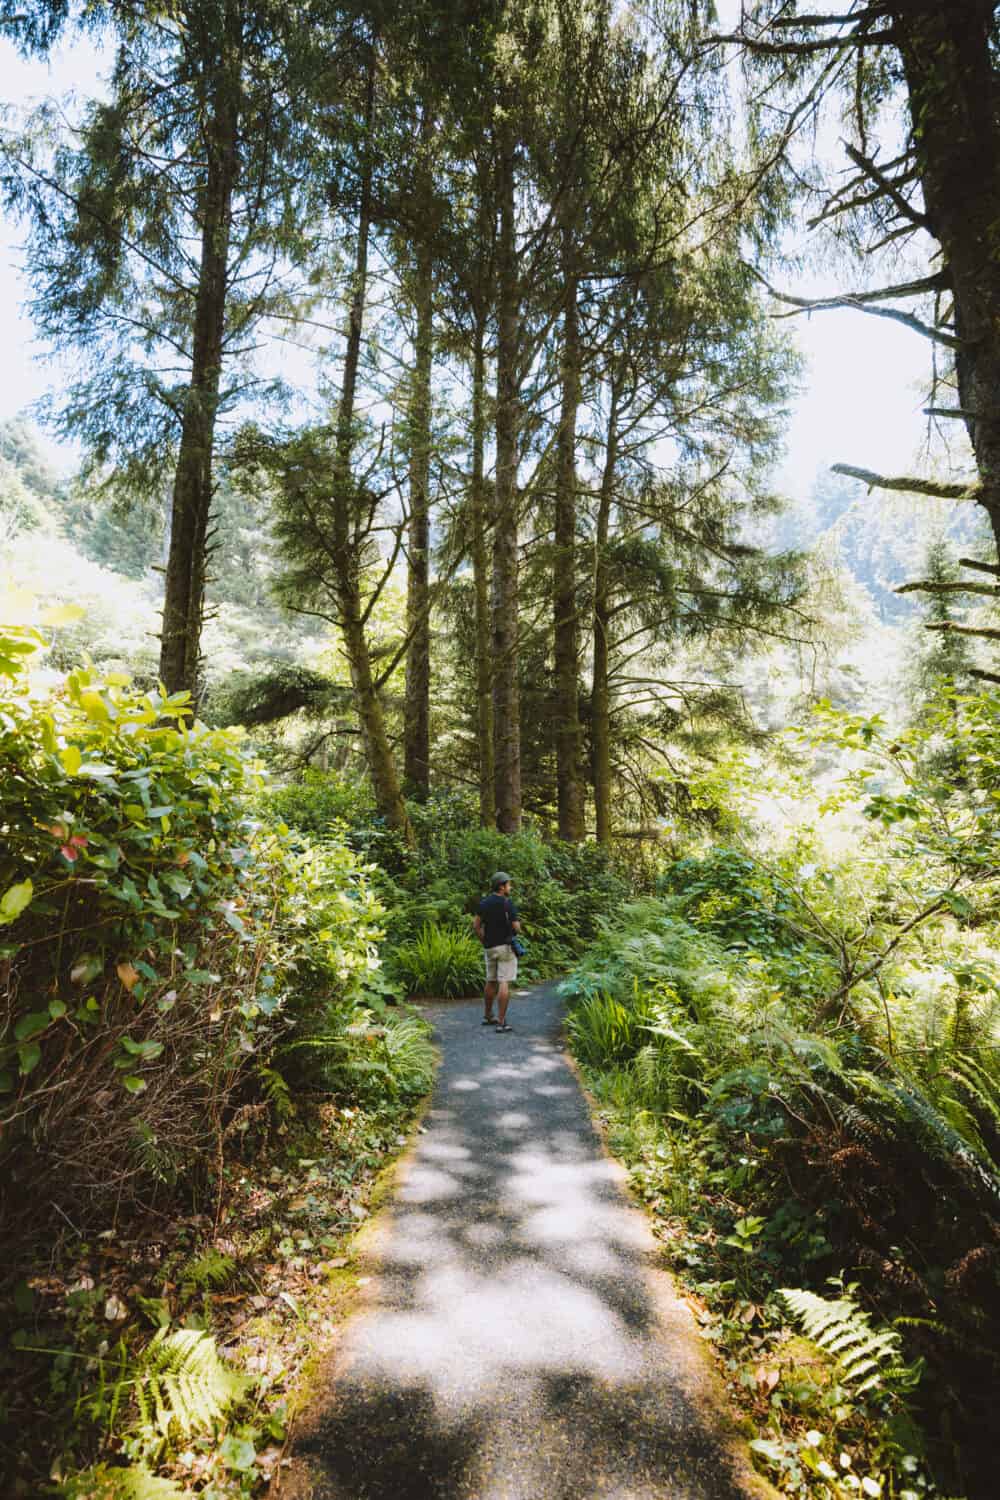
958,558,1000,577
831,463,977,499
925,623,1000,642
896,580,1000,599
750,268,959,348
844,141,929,229
707,28,896,55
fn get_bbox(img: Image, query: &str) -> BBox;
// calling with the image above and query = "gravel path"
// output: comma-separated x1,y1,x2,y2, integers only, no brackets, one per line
281,981,774,1500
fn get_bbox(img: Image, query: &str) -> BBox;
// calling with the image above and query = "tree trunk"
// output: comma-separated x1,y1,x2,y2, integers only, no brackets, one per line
471,320,496,827
592,386,619,847
553,227,585,841
492,123,521,833
403,232,433,799
160,0,240,701
893,1,1000,557
332,37,413,846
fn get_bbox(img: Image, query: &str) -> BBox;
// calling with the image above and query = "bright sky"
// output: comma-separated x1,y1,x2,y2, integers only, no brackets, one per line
0,23,939,501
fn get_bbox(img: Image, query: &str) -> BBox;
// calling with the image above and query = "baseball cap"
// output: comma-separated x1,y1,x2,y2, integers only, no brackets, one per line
491,871,513,890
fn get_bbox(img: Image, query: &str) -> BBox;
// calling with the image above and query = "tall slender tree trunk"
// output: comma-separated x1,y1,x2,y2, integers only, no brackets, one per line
892,1,1000,558
492,123,521,833
471,320,495,827
332,38,413,846
592,386,619,847
553,227,585,841
403,232,434,798
160,0,240,700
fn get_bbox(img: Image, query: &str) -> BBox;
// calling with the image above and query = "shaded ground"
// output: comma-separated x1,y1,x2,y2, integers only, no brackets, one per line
279,982,775,1500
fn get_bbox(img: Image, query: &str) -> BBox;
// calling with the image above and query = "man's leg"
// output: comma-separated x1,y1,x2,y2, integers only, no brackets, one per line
483,979,497,1022
496,979,510,1027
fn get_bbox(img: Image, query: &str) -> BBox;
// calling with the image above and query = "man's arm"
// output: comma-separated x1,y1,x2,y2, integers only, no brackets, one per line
473,912,484,943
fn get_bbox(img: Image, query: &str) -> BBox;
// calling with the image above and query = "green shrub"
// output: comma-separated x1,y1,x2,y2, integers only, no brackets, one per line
389,923,483,998
259,767,377,838
0,610,384,1238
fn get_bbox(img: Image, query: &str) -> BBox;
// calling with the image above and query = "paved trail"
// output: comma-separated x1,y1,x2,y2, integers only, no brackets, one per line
282,982,772,1500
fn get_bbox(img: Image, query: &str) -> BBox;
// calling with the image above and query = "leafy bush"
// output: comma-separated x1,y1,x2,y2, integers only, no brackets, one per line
0,609,383,1240
258,766,378,839
389,923,483,998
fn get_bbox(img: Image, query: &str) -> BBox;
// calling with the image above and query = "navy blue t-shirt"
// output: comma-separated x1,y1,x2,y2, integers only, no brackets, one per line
477,892,519,949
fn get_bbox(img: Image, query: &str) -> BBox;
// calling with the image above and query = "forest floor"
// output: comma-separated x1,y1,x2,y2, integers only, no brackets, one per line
277,981,776,1500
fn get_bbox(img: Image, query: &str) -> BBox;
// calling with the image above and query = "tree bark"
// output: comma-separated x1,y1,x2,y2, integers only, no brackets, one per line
492,121,521,834
891,1,1000,557
403,231,434,799
160,0,241,701
553,226,585,841
332,37,414,846
471,320,496,827
592,385,619,847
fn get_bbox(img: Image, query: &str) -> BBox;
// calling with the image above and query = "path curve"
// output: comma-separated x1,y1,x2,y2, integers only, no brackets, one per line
281,981,775,1500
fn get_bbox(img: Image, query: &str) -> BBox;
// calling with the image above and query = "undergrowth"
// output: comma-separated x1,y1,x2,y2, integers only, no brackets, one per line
564,869,1000,1500
2,1088,427,1497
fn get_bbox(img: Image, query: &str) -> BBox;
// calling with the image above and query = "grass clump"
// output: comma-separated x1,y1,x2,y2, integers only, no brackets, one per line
389,923,484,998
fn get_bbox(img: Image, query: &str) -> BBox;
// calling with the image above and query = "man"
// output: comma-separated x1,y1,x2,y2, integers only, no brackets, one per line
473,871,521,1032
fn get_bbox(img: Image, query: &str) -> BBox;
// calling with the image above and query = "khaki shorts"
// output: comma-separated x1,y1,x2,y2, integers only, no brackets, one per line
485,943,517,983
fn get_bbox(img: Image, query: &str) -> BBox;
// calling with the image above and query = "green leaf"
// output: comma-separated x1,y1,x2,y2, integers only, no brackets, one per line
121,1038,164,1061
71,953,104,985
17,1042,41,1076
60,744,82,776
220,1436,257,1472
0,880,33,926
123,1075,147,1094
49,999,67,1021
14,1010,50,1042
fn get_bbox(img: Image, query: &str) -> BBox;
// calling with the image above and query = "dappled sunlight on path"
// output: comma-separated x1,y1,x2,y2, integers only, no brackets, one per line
281,984,773,1500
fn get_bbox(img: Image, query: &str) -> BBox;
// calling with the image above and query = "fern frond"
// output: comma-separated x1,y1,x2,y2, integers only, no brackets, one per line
259,1064,293,1120
946,1054,1000,1136
779,1287,907,1396
132,1328,250,1440
181,1247,236,1291
61,1462,186,1498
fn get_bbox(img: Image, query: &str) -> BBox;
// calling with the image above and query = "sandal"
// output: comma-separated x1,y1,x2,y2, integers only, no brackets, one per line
481,1017,497,1026
495,1023,513,1033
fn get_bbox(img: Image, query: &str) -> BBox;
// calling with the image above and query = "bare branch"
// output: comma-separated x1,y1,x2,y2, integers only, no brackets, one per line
896,580,1000,599
844,142,929,229
925,623,1000,642
958,558,1000,577
750,267,959,348
923,406,975,421
707,28,896,55
831,463,977,499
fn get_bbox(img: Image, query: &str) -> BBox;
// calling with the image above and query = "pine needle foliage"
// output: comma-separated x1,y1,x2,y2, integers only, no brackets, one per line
778,1287,915,1397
